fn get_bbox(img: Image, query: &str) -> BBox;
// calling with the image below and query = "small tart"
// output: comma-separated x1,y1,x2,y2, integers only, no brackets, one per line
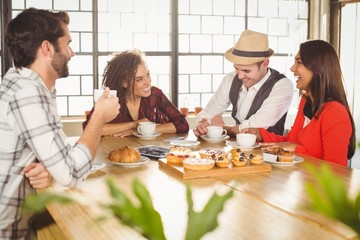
230,147,241,155
232,155,248,167
199,148,227,161
183,158,215,171
215,156,230,168
248,153,263,165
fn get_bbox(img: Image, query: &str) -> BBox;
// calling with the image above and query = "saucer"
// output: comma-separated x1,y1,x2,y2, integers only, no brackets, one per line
200,135,230,143
170,140,201,147
132,132,161,139
225,141,261,150
90,163,106,172
110,156,150,168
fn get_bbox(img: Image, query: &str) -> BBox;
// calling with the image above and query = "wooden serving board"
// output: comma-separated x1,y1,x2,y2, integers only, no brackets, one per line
158,158,271,180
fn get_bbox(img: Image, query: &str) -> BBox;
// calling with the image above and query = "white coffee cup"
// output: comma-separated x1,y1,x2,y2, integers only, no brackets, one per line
137,122,156,135
206,126,227,139
93,89,117,102
236,133,256,147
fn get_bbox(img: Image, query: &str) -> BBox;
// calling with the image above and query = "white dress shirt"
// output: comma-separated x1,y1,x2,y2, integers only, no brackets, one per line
197,69,294,131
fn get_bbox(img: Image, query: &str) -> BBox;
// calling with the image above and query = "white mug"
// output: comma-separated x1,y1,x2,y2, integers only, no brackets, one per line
137,122,156,135
206,126,227,139
236,133,256,147
93,89,117,102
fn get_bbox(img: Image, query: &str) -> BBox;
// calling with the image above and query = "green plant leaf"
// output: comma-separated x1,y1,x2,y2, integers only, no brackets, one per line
185,185,234,240
104,177,166,240
304,163,360,236
23,192,74,213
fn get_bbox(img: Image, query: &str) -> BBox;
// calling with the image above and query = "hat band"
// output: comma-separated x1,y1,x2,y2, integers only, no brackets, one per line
232,49,272,58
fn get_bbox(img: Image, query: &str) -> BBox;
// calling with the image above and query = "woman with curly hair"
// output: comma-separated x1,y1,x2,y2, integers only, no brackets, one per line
243,40,356,167
83,49,189,136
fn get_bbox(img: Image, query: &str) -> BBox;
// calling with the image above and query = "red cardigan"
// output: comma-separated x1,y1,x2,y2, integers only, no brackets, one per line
260,97,352,166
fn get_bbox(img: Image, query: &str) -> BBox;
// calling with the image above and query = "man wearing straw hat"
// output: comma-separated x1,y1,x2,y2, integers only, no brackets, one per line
194,30,293,137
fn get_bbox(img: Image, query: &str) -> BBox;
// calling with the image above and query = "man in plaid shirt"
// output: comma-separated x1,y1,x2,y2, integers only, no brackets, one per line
0,8,119,239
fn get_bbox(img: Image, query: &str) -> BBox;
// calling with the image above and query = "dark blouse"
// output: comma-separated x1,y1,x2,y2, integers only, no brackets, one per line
82,86,189,133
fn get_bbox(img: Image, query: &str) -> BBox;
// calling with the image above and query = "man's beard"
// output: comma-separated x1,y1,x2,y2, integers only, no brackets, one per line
51,52,69,78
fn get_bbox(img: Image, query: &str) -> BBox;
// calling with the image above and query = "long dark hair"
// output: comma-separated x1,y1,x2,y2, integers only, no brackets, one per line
5,8,69,68
101,49,145,117
299,40,355,159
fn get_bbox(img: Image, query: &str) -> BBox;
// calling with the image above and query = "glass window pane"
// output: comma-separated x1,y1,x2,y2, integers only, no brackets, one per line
68,12,92,32
54,0,79,10
81,0,92,11
25,0,52,9
56,76,80,95
69,55,93,75
68,96,93,115
80,33,93,52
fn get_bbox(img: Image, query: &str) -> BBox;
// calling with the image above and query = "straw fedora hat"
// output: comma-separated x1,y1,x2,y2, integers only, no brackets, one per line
224,30,274,65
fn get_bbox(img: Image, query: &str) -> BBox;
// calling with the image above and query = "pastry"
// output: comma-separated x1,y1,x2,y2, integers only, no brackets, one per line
183,158,215,171
166,146,191,164
248,153,263,165
232,157,247,167
199,148,227,161
278,150,295,162
230,148,247,167
262,147,295,162
108,145,141,163
215,156,230,168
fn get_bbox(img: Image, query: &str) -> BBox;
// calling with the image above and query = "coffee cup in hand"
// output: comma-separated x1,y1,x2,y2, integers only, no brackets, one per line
93,89,117,102
137,122,156,135
206,126,227,139
236,133,256,147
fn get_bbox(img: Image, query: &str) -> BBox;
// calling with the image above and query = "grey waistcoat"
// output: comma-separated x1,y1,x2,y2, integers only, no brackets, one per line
229,68,287,135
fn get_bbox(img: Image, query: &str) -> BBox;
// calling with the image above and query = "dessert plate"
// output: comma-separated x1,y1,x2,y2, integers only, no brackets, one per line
132,132,161,139
263,156,304,166
110,156,150,168
200,135,230,143
170,140,201,147
225,141,261,150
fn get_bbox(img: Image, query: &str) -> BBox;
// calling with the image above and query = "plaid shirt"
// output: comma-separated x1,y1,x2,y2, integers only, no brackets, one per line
0,68,92,240
83,86,189,133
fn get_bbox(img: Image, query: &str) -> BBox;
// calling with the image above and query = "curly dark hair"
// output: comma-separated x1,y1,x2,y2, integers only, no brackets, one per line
5,8,69,68
101,49,145,108
299,40,356,159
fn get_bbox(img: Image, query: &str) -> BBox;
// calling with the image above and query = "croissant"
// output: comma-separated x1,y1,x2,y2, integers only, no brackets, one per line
108,146,141,163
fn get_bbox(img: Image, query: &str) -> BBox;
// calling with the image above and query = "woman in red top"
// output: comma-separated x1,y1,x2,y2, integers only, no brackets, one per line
244,40,355,167
83,49,189,136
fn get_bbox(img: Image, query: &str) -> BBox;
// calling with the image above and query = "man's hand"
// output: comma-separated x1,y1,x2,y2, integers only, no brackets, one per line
223,125,240,137
193,118,210,137
23,163,52,189
210,115,225,126
94,87,120,123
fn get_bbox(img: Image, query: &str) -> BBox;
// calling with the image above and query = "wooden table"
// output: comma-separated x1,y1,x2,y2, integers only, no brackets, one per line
40,133,360,240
